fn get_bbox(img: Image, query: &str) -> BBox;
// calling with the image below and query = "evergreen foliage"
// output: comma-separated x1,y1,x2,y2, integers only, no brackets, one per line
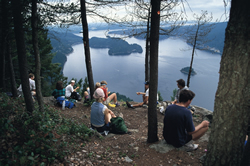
0,92,93,165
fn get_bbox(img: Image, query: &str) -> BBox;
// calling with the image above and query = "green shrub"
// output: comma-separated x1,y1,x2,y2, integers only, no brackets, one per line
0,93,93,165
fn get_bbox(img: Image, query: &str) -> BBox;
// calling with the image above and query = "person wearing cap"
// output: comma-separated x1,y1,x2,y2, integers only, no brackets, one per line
126,81,158,108
91,88,116,132
172,79,189,104
65,80,79,99
100,80,120,107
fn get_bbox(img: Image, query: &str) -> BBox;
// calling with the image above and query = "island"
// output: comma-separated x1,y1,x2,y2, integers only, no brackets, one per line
89,36,143,55
180,67,197,75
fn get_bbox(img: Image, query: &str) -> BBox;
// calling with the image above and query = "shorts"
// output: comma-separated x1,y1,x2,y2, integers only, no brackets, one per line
91,123,110,133
103,97,111,105
185,134,193,144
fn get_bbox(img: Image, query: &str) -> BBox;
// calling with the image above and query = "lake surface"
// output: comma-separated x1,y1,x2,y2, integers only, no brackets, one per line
63,30,221,111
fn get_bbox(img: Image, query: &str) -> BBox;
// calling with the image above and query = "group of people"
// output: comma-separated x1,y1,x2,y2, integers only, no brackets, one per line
125,78,209,151
51,78,209,151
52,80,80,101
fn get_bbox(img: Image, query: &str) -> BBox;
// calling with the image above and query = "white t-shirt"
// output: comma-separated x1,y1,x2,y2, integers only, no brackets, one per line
146,88,159,101
65,84,74,97
29,78,36,91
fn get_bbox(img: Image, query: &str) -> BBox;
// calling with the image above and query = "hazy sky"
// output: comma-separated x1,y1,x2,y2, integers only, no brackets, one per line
182,0,230,22
52,0,230,23
85,0,230,23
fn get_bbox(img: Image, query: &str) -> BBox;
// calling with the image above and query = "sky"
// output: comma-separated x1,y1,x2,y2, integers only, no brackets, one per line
47,0,230,23
182,0,230,22
84,0,230,23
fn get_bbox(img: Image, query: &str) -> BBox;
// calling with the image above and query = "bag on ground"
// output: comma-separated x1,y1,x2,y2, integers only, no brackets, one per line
109,117,127,134
56,97,75,109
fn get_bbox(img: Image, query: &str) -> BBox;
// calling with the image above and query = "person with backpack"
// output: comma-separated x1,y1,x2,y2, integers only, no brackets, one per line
91,88,117,133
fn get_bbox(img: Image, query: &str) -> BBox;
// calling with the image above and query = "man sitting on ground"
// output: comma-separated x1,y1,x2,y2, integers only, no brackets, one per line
100,80,119,107
172,79,189,104
163,90,209,151
126,81,158,109
65,80,79,100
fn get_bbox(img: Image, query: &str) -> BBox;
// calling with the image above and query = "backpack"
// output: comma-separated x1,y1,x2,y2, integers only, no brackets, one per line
109,117,127,134
56,97,75,109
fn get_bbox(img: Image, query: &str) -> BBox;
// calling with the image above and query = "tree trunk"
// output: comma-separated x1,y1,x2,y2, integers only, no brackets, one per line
187,25,199,88
7,36,18,97
0,0,8,90
80,0,95,99
11,0,34,113
147,0,160,143
145,7,151,83
204,0,250,165
32,0,44,111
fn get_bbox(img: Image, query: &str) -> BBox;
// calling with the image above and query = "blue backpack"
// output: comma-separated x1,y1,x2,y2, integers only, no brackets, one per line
56,97,75,109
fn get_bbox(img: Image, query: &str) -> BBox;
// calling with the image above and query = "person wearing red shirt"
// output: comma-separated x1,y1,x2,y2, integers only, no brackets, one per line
100,80,119,107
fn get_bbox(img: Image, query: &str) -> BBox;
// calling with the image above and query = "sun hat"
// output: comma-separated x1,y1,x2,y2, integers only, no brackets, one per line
93,88,105,99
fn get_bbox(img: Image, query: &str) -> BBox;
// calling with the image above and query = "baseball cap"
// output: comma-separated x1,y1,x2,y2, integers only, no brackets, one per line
71,80,75,83
144,81,149,85
93,88,105,99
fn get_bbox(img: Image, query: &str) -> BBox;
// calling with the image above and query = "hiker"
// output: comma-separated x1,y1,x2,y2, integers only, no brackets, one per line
172,79,189,104
126,81,158,109
65,80,79,99
163,90,209,151
52,81,65,99
83,82,101,103
91,88,116,132
29,73,36,97
17,73,36,98
100,80,119,107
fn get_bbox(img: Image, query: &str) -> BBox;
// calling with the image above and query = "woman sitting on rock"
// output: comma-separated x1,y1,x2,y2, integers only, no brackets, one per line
91,88,116,133
52,81,65,99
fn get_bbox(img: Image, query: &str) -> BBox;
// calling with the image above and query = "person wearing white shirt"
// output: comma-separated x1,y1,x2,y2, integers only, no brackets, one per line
126,81,158,108
65,80,79,98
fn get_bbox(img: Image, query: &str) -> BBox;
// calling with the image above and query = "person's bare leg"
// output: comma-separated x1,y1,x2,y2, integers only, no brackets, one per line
84,91,88,98
108,93,117,103
132,102,144,107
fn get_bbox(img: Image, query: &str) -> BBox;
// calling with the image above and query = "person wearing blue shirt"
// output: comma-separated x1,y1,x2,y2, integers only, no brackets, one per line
91,88,116,132
163,90,209,151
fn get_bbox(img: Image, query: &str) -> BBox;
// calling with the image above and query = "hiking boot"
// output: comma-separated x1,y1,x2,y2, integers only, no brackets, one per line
116,103,120,107
126,101,134,109
185,143,199,152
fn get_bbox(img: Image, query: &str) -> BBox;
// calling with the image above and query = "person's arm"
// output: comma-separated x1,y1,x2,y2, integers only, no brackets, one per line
104,108,116,118
74,87,79,92
188,120,209,135
137,92,146,95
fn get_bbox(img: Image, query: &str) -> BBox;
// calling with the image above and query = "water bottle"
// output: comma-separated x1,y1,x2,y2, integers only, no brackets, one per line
62,100,65,110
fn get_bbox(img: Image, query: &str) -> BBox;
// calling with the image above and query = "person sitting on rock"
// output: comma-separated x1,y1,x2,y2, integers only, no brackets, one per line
163,90,209,151
83,82,101,103
100,80,119,107
65,80,79,100
172,79,189,104
126,81,158,109
91,88,116,133
52,81,65,99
